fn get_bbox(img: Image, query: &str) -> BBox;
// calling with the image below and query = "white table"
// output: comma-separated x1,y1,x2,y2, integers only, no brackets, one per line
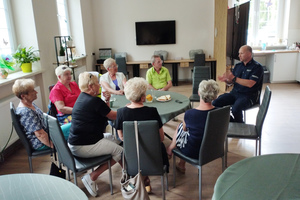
0,173,88,200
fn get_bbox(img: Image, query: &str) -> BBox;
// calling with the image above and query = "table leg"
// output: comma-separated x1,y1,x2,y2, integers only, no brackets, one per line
211,61,216,80
172,63,178,86
164,132,173,140
132,64,140,77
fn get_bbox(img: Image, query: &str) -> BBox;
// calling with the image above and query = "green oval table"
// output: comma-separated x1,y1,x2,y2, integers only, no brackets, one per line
110,90,191,140
212,154,300,200
0,173,88,200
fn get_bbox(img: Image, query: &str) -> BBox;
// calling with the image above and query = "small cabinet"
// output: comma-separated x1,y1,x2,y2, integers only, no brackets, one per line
297,53,300,82
266,52,298,83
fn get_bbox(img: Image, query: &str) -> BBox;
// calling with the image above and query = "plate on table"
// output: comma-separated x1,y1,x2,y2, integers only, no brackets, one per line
156,95,171,102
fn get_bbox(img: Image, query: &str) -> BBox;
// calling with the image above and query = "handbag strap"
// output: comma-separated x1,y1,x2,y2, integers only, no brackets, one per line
134,121,141,172
121,121,141,173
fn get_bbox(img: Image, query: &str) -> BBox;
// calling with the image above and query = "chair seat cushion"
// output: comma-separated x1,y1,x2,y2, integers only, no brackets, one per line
189,94,200,102
227,123,258,139
172,148,199,166
74,154,112,172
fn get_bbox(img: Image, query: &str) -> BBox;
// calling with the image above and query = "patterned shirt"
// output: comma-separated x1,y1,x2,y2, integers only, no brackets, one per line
16,103,46,150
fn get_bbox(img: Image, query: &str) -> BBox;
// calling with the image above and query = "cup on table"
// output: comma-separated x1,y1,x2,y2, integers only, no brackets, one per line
146,89,154,103
110,94,116,107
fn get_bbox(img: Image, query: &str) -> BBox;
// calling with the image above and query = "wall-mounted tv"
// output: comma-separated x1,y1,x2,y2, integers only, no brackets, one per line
135,20,176,45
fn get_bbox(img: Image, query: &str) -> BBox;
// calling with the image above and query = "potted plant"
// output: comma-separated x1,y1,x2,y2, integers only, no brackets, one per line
66,36,73,47
58,46,65,63
13,45,40,73
0,54,15,79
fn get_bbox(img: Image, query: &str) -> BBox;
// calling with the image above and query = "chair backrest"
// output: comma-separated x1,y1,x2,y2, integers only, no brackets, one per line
255,86,272,137
10,102,34,155
123,120,163,176
48,85,58,118
192,66,211,94
44,113,76,171
194,53,206,66
115,57,128,76
199,106,230,166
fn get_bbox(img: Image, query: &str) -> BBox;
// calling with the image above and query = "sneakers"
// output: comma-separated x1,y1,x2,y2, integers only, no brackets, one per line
82,174,98,197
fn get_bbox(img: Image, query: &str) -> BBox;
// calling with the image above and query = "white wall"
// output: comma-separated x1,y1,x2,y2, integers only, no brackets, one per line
90,0,215,61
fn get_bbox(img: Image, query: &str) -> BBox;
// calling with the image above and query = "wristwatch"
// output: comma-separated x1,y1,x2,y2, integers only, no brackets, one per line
232,76,237,83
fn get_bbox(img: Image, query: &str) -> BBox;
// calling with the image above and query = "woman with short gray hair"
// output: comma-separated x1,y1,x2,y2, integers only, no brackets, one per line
166,79,219,174
115,77,169,193
100,58,126,98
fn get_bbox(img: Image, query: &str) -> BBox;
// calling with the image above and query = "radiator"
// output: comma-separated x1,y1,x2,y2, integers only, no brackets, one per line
0,86,42,150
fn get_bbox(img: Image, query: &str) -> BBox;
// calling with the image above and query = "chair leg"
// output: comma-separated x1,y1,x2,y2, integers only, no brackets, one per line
68,168,71,181
74,172,77,185
161,175,165,200
199,166,202,200
166,172,169,191
173,155,176,188
258,138,261,156
255,139,258,156
225,137,228,168
28,156,33,173
108,160,113,195
222,156,225,172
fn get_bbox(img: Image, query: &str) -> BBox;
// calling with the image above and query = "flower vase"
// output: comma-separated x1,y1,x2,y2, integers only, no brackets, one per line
21,63,32,73
0,69,8,79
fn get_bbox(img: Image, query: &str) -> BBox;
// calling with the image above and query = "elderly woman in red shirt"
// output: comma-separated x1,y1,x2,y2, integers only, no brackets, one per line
49,65,80,125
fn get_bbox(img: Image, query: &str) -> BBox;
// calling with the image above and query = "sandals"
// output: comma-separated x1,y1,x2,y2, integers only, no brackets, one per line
176,163,186,174
144,177,152,193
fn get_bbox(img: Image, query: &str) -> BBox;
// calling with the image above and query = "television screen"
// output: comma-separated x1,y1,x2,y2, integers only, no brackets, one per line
226,2,250,61
135,20,176,45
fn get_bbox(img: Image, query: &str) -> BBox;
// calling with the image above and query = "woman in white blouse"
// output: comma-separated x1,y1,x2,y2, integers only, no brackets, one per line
100,58,126,99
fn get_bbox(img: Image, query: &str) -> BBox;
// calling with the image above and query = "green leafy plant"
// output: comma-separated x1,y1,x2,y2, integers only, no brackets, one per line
0,54,15,71
59,46,65,56
13,45,40,66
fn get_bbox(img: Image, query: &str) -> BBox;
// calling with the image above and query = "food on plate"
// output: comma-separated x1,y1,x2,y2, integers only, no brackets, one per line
146,94,153,101
157,95,171,101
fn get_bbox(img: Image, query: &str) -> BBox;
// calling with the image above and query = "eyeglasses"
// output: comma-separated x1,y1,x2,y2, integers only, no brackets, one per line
109,65,118,69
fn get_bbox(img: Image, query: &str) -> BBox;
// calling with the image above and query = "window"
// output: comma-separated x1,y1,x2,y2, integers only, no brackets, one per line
0,0,16,55
56,0,70,36
238,0,288,47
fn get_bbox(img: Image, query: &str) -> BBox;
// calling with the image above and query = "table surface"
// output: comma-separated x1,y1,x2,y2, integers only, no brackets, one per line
212,154,300,200
110,90,191,124
0,173,88,200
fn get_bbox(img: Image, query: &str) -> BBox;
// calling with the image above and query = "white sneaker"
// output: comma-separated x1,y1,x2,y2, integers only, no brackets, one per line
82,174,98,197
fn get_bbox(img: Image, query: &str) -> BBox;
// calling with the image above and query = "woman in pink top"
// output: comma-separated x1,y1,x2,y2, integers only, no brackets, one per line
49,65,80,124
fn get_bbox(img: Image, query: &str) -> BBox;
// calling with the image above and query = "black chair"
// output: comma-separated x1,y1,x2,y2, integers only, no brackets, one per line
10,102,53,173
48,85,58,118
123,120,168,200
194,53,206,66
44,113,113,194
225,86,272,166
115,57,129,79
172,106,230,200
189,66,211,107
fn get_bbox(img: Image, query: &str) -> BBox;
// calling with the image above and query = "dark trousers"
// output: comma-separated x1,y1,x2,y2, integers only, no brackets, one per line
212,91,256,123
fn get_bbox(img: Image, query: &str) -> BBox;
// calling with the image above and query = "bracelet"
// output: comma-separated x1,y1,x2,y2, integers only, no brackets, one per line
232,76,237,83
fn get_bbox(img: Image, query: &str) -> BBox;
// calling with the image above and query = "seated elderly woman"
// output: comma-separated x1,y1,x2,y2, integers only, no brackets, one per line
100,58,126,100
49,65,80,124
12,79,53,150
68,72,123,197
166,79,219,173
115,77,169,193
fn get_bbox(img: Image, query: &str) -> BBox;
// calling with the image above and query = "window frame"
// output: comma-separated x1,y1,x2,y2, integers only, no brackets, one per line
56,0,71,36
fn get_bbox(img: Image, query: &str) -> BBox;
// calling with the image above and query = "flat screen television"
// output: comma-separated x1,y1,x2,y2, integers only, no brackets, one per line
135,20,176,45
226,2,250,61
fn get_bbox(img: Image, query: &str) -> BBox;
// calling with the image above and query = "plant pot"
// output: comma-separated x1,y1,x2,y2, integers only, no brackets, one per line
0,69,8,79
58,56,65,63
67,41,73,47
21,63,32,73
